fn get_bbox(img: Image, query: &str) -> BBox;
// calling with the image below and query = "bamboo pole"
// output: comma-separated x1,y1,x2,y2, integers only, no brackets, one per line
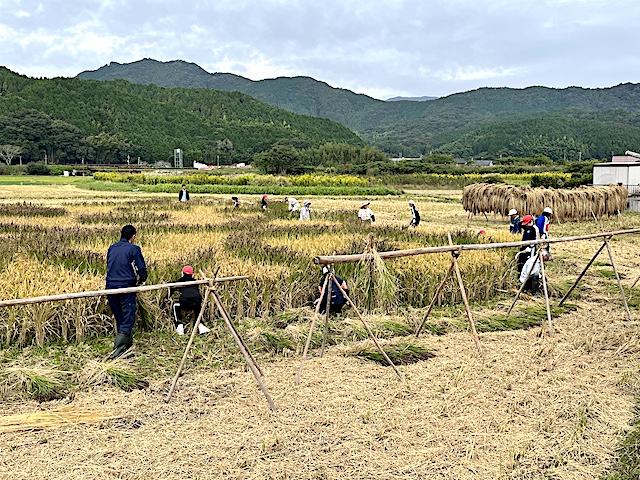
604,238,632,322
314,229,640,265
320,267,333,358
209,290,276,411
0,276,249,308
558,241,607,306
447,233,482,356
631,274,640,290
165,290,211,403
330,275,404,380
295,273,329,385
415,255,457,337
539,252,553,336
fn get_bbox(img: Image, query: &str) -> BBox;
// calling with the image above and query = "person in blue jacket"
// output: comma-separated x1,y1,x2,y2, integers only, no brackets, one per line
106,224,147,359
536,207,553,250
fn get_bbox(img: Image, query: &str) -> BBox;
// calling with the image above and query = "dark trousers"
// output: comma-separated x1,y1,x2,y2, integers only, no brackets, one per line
173,300,202,325
107,292,137,335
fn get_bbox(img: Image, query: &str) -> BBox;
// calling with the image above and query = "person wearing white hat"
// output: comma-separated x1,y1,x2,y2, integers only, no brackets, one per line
358,200,375,222
300,200,311,221
408,200,420,228
508,208,521,234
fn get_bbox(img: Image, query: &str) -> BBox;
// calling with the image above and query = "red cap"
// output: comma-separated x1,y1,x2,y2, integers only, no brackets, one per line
479,229,486,235
521,215,534,224
182,265,194,275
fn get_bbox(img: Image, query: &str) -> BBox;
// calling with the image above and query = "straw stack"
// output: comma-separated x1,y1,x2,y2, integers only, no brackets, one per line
462,183,628,221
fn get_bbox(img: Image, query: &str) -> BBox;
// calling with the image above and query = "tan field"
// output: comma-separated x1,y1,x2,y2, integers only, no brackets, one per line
1,182,639,479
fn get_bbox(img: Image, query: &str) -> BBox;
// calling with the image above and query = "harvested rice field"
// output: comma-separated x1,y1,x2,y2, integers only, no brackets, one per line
1,179,640,479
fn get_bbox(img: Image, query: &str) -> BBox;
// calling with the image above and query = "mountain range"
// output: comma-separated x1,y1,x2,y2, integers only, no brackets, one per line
77,59,640,160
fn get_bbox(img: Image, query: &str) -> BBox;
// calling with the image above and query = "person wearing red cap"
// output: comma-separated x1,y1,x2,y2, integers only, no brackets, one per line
164,265,210,335
261,194,268,211
516,215,540,273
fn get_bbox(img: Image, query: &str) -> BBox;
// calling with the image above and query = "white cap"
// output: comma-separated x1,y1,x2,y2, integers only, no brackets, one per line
304,200,311,206
361,200,370,207
322,266,329,275
408,200,415,205
508,208,517,216
543,207,553,214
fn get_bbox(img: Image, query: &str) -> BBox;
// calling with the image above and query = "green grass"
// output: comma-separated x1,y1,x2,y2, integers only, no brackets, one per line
604,408,640,480
351,342,435,365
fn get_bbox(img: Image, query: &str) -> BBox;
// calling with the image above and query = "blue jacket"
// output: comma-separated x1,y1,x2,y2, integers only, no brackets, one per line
106,238,148,288
536,214,550,238
320,275,346,306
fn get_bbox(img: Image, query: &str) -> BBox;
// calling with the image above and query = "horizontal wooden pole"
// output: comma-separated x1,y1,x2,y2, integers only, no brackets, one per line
313,228,640,265
0,275,249,308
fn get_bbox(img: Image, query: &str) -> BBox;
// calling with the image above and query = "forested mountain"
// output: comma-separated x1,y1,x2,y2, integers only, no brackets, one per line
77,59,640,161
0,67,362,165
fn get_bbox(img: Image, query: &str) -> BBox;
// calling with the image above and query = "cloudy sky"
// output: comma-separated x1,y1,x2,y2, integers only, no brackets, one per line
0,0,638,100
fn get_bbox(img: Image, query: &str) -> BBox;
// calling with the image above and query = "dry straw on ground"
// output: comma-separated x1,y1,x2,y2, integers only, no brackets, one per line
462,183,628,221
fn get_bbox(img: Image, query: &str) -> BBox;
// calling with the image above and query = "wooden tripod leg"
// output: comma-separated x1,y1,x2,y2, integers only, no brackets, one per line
539,253,553,336
558,241,607,306
295,274,329,385
320,271,333,357
210,290,276,411
415,258,455,337
331,276,404,380
604,238,632,322
214,290,264,377
507,251,540,316
165,291,211,403
447,233,482,356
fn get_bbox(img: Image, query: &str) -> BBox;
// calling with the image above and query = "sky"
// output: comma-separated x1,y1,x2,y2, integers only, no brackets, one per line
0,0,638,100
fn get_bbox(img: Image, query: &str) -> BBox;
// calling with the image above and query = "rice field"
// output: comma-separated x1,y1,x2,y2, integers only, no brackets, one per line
1,178,640,479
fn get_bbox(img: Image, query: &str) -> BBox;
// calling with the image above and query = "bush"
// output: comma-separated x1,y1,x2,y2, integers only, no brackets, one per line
25,162,51,175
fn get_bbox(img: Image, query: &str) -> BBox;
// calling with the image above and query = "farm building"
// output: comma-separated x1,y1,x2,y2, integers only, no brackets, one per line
593,151,640,211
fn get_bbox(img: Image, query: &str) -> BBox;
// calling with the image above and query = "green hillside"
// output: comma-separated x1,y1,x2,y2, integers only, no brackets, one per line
0,67,363,165
76,59,640,160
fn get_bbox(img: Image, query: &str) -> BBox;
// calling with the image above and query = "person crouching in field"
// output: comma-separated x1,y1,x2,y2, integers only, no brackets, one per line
164,265,210,336
358,201,375,223
285,196,300,213
231,196,240,209
315,266,349,314
261,194,268,211
408,200,420,227
516,215,540,273
508,208,521,234
300,200,311,221
106,225,147,359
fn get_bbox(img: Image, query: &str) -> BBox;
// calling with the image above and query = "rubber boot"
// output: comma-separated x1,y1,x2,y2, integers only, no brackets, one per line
111,333,131,359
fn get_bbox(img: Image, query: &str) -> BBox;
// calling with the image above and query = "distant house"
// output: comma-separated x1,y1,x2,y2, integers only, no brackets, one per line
455,158,468,166
472,160,494,167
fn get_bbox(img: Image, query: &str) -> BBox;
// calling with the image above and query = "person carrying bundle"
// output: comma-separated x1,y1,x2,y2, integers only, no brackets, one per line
519,249,551,293
358,201,376,222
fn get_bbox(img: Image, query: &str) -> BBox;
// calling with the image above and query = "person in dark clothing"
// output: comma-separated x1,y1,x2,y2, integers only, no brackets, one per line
408,200,421,227
261,194,268,211
316,267,349,314
165,265,210,335
178,184,190,202
106,225,147,359
516,215,540,273
231,196,240,209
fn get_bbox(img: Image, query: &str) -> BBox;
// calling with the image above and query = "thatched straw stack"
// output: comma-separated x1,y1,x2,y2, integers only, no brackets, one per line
462,183,628,221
